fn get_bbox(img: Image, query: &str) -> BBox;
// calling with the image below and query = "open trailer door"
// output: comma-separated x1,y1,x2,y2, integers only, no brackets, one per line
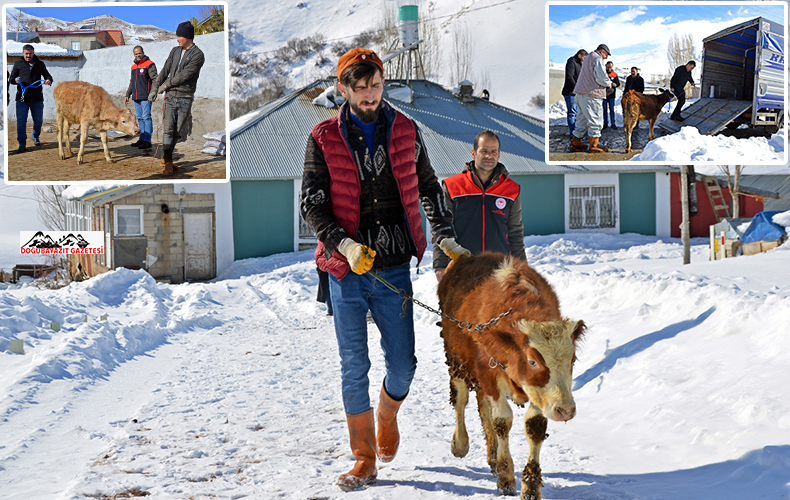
656,98,752,135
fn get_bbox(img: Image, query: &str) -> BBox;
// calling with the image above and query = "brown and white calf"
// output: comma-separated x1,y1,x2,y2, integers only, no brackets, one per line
437,253,585,500
53,80,138,164
622,88,673,153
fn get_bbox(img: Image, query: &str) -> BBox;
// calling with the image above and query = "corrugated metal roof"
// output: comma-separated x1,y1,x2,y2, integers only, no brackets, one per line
738,174,790,211
230,79,674,180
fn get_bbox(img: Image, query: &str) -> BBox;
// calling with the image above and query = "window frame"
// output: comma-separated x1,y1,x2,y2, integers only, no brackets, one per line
113,205,145,236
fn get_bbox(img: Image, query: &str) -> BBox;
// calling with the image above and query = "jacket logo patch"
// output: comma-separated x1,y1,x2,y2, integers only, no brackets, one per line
492,209,506,216
495,197,507,209
139,69,145,73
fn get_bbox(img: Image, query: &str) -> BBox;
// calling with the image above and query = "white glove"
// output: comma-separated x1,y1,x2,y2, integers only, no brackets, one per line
439,237,471,262
337,238,376,275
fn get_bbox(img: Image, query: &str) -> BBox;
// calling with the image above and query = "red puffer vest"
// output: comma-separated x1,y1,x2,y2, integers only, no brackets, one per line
311,102,427,280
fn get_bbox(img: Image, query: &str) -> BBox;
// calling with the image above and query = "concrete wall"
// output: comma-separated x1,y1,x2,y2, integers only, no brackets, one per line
174,181,234,276
8,31,227,137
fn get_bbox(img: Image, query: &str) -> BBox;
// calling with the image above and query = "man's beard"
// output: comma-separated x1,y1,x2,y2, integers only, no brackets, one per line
350,99,381,124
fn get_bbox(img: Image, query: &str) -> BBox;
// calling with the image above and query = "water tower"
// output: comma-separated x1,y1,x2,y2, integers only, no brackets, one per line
382,5,427,82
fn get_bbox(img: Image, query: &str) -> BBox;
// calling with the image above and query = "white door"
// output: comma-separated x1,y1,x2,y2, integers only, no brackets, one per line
184,213,213,280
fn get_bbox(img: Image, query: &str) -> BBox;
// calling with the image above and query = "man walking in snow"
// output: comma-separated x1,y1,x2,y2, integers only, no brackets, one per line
670,60,696,121
125,45,158,150
300,47,468,491
433,130,526,282
571,43,614,153
149,21,205,175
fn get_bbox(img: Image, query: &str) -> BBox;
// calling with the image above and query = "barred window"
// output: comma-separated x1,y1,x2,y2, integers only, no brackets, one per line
569,186,616,229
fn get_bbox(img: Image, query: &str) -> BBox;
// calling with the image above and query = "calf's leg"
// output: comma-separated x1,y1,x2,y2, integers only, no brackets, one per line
489,394,516,496
56,109,66,160
77,122,89,164
100,130,113,163
521,404,549,500
450,378,470,457
648,118,657,141
476,389,498,474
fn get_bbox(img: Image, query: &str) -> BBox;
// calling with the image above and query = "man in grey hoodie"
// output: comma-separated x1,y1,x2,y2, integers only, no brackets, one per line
149,21,205,175
571,43,614,153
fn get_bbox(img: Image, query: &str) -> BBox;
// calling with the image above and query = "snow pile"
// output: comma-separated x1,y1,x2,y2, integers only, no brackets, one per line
631,126,786,162
1,235,790,499
773,210,790,228
6,40,67,55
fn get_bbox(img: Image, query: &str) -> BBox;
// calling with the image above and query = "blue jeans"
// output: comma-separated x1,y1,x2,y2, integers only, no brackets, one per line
134,99,152,142
603,96,616,127
564,94,577,135
329,264,417,415
16,100,44,147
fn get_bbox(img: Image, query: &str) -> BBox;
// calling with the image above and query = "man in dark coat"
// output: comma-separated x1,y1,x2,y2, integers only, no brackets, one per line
670,61,696,121
149,21,205,174
561,49,587,135
125,45,158,150
624,67,645,94
9,44,52,154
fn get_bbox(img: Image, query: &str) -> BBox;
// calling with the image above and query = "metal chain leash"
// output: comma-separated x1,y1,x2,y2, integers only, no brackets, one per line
368,270,513,332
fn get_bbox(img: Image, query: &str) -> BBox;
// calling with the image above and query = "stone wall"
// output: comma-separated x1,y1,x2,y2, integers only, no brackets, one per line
112,184,215,283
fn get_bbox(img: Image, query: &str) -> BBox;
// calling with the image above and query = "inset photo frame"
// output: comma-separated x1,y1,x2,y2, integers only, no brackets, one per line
4,2,229,183
546,1,787,165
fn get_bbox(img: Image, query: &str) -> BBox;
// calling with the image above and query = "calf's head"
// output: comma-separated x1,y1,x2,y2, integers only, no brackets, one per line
115,108,139,136
478,319,585,422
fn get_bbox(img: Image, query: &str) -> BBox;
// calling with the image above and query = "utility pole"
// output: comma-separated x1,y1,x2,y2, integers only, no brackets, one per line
680,165,691,264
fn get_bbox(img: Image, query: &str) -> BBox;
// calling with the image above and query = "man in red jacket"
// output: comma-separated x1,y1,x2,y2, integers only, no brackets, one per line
434,130,527,281
300,48,468,491
125,46,158,150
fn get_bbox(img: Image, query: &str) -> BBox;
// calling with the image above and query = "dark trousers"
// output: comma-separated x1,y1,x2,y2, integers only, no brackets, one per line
161,94,193,162
16,100,44,147
603,96,616,127
673,91,686,117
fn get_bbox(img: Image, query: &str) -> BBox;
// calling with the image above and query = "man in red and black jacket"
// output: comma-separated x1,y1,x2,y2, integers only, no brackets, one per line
434,130,527,281
125,45,158,149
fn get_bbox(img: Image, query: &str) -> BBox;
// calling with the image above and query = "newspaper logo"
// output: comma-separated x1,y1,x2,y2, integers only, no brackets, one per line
20,231,105,255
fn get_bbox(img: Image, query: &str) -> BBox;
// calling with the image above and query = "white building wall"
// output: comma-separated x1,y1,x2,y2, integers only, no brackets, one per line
7,31,226,121
656,172,672,237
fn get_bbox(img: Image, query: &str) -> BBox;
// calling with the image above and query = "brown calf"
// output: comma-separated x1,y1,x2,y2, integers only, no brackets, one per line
622,88,673,153
53,80,138,164
437,253,585,500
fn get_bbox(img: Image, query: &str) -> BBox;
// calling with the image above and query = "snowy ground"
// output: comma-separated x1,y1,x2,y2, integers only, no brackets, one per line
2,234,790,500
548,98,787,163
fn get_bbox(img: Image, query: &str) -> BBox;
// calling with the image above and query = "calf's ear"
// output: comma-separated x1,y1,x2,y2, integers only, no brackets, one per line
570,320,586,342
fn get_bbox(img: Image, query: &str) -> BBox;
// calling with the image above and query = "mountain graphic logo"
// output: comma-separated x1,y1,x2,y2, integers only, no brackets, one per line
22,231,90,249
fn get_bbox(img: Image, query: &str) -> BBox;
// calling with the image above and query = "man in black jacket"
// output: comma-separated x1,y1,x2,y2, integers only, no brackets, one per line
562,49,587,135
125,46,158,150
624,67,644,94
149,21,205,174
9,45,52,154
670,61,696,121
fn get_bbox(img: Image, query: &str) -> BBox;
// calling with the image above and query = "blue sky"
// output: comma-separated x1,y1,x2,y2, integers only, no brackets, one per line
11,5,223,33
548,3,786,68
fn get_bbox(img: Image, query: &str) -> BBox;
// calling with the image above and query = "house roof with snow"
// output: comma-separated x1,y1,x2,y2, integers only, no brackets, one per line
6,32,40,43
230,78,675,180
6,40,82,57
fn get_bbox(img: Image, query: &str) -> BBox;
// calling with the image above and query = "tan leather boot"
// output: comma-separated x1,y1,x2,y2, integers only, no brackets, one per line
570,135,587,151
337,409,377,491
376,385,405,462
162,161,174,175
588,137,608,152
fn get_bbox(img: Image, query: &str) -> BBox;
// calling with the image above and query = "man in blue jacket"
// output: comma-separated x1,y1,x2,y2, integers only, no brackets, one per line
9,45,52,154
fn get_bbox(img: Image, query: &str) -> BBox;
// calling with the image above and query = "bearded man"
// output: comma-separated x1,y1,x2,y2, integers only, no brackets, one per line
300,47,468,491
